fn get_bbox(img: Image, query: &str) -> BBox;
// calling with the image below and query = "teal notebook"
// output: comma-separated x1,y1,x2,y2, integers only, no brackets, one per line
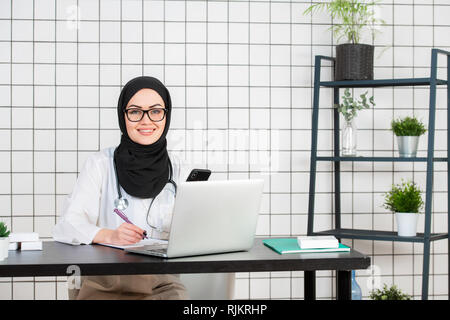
263,238,351,254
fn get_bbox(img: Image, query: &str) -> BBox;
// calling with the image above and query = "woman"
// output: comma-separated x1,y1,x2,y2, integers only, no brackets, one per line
52,76,190,300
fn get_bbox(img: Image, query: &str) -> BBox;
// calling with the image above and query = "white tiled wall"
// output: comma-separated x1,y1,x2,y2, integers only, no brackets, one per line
0,0,449,300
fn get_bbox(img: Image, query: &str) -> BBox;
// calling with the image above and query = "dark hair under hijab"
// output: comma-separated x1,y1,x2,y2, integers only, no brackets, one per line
114,76,172,199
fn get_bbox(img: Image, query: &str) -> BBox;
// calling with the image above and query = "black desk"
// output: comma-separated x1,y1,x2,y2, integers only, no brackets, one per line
0,238,370,300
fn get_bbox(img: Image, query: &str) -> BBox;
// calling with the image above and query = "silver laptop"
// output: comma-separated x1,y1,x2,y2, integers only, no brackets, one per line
125,179,264,258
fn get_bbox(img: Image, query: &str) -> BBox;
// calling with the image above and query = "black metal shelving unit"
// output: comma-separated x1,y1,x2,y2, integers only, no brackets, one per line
307,48,450,300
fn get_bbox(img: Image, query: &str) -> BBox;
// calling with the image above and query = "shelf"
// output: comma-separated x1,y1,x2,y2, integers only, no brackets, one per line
320,78,448,88
316,156,448,162
310,49,450,299
313,228,449,243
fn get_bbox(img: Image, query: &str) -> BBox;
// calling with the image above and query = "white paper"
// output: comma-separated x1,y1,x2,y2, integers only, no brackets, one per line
9,242,19,250
297,236,339,249
96,238,168,250
20,241,43,251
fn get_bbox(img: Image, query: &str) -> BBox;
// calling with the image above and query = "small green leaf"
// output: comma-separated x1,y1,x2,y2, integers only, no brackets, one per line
336,88,374,120
0,221,10,238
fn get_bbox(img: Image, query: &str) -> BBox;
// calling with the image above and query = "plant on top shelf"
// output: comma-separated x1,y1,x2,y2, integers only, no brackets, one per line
369,284,412,300
335,88,375,156
304,0,385,80
383,180,424,237
304,0,383,44
391,116,427,158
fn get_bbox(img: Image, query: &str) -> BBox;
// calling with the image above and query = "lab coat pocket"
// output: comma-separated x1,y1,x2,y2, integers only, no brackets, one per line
159,201,175,233
151,188,175,233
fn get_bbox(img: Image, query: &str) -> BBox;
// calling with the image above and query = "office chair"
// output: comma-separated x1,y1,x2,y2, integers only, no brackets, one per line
67,273,235,300
180,273,235,300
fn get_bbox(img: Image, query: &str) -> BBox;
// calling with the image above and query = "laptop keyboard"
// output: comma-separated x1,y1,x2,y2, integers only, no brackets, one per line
142,244,168,252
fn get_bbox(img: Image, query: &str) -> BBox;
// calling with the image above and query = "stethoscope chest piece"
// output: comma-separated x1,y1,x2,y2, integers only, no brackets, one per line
114,197,129,211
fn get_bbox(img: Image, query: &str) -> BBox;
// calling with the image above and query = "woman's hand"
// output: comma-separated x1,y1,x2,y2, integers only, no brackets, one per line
93,223,146,245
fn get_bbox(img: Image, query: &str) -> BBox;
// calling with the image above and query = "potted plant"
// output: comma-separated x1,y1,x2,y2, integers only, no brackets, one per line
0,222,11,261
335,88,375,156
369,284,412,300
304,0,384,80
383,180,424,237
391,116,427,158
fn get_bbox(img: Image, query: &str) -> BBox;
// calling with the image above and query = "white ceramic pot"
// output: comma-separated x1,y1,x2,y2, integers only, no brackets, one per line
0,237,9,261
395,212,419,237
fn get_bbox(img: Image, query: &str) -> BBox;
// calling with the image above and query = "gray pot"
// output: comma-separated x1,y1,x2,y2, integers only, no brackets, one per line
396,136,420,158
335,44,374,80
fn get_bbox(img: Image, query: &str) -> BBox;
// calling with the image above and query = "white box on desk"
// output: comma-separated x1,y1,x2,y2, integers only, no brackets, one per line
297,236,339,249
20,241,43,251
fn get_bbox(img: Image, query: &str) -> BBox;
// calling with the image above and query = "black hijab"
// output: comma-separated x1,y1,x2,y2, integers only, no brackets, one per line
114,76,172,199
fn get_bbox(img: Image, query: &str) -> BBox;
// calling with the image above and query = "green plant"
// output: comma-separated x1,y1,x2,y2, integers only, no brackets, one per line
303,0,385,44
369,284,411,300
0,222,10,238
334,88,375,122
391,116,427,136
383,180,424,213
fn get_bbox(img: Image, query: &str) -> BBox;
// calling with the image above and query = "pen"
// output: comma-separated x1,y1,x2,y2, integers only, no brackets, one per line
113,208,148,239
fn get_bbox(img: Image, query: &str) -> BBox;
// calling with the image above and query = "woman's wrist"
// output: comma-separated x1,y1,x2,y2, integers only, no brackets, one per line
92,228,113,244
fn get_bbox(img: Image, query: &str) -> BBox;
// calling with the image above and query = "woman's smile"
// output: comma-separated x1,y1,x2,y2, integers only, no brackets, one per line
137,127,156,136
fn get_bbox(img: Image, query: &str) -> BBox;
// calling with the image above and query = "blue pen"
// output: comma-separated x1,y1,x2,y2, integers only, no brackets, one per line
113,208,148,239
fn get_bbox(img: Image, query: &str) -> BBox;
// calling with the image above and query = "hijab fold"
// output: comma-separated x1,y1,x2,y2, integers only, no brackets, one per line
114,76,172,199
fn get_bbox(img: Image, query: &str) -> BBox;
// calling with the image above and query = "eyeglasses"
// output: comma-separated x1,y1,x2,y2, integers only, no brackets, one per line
125,108,167,122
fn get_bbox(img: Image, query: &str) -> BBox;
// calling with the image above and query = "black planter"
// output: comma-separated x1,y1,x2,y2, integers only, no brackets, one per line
335,43,374,81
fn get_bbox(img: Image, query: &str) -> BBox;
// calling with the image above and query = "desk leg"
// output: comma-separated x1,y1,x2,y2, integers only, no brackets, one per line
304,271,316,300
336,270,351,300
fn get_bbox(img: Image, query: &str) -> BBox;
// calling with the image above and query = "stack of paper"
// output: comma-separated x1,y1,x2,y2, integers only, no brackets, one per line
8,232,42,251
263,238,350,254
297,236,339,249
8,242,19,250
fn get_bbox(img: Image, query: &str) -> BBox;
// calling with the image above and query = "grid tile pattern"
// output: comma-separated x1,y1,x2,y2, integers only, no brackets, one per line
0,0,448,300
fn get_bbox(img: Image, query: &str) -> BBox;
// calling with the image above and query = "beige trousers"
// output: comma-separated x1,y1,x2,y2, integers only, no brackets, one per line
68,274,189,300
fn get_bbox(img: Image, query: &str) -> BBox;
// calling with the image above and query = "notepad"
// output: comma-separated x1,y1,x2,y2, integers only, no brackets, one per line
97,238,168,250
263,238,350,254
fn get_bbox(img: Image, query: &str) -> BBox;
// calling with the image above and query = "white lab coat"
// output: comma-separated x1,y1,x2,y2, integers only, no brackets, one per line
52,147,192,245
52,146,192,300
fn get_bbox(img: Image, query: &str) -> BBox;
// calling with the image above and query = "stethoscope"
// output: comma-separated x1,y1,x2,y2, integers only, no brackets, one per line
113,152,177,232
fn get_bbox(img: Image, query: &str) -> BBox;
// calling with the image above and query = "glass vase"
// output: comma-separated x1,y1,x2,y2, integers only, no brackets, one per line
351,270,362,300
341,119,357,156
